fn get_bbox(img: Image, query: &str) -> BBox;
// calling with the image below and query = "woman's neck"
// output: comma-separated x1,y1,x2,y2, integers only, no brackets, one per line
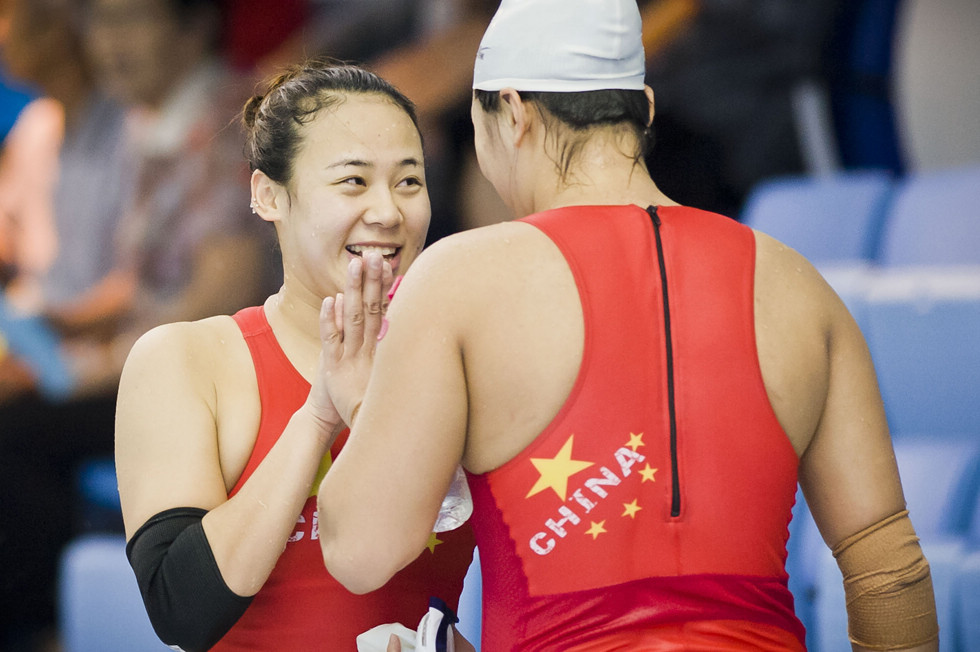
267,280,323,332
532,162,677,215
262,284,325,380
521,131,678,215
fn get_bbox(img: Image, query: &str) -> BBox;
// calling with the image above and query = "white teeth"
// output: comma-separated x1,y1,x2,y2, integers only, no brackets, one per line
348,245,397,257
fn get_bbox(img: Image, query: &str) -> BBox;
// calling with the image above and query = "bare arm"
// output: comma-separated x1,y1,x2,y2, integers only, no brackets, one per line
317,251,469,594
115,318,342,597
802,303,938,652
754,232,937,651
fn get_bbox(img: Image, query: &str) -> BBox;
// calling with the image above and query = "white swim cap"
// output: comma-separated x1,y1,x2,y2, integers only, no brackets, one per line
472,0,646,92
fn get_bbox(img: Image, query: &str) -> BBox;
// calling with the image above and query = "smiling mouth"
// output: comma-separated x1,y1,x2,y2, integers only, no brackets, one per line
346,245,399,260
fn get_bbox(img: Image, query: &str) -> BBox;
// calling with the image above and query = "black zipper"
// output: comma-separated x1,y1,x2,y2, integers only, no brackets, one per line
647,205,681,517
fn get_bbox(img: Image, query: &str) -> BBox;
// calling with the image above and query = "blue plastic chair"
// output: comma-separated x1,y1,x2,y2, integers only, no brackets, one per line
861,268,980,436
956,550,980,651
808,436,980,652
740,170,894,265
877,163,980,265
58,534,169,652
954,483,980,650
785,487,825,651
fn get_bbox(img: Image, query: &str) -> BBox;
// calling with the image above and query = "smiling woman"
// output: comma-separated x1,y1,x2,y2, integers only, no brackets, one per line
244,69,430,302
113,59,475,652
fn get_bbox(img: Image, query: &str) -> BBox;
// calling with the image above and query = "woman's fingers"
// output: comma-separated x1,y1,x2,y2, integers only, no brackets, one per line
343,256,366,347
319,295,341,351
323,251,393,356
360,251,386,343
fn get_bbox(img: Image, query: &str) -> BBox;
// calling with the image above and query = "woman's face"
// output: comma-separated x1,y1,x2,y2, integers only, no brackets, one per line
2,0,73,85
83,0,190,107
278,93,431,299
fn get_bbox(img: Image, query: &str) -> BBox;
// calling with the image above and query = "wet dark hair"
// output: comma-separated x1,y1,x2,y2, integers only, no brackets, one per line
473,88,652,179
242,58,422,186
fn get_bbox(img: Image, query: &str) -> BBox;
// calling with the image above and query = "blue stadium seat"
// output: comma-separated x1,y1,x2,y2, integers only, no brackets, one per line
956,550,980,651
877,163,980,265
807,436,980,652
58,534,169,652
785,487,825,651
861,267,980,436
955,490,980,650
820,265,874,334
740,170,894,265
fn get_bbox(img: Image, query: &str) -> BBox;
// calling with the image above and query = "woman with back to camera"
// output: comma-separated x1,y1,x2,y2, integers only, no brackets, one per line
113,60,475,652
315,1,940,650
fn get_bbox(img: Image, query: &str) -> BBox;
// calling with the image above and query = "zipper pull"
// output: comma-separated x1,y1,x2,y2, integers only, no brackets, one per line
646,204,661,227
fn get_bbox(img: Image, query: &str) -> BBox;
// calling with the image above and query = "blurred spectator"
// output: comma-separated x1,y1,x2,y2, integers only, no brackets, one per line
1,0,275,649
53,0,277,396
0,0,130,647
0,0,63,307
0,0,130,317
0,98,59,308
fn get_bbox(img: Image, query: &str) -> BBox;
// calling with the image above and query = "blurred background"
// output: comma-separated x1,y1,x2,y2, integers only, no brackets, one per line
0,0,977,651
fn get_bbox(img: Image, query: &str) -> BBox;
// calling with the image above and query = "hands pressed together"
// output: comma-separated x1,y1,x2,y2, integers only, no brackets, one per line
309,250,394,431
313,252,478,651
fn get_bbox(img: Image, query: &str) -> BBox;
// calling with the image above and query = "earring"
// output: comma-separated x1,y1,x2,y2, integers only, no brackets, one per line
249,199,257,214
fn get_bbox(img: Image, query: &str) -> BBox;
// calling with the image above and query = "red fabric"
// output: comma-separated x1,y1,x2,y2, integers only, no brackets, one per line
467,205,804,650
213,306,476,651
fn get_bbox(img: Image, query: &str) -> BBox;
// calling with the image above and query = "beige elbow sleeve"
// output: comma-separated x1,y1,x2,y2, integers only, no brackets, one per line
832,509,939,650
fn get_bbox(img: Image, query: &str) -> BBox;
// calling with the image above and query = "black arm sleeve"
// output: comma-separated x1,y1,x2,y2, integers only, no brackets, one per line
126,507,253,652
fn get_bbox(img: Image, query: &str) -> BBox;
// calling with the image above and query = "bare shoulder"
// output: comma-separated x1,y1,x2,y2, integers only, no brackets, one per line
753,230,842,313
121,315,246,391
396,221,553,303
119,314,257,449
413,221,540,271
751,230,852,455
116,315,256,536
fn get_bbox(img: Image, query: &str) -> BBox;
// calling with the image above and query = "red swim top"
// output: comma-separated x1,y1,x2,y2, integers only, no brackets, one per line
466,205,804,651
211,306,476,651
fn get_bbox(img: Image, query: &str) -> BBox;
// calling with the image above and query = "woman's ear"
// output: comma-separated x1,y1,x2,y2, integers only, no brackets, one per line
250,169,287,222
644,84,655,127
499,87,531,148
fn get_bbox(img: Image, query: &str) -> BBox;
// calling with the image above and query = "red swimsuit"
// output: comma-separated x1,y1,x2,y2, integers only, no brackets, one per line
467,205,805,651
211,307,476,651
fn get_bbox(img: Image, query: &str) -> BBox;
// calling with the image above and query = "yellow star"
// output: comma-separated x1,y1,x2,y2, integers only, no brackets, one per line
622,499,642,518
585,520,607,539
308,452,333,497
624,432,645,452
639,464,658,483
526,435,594,500
426,532,443,554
